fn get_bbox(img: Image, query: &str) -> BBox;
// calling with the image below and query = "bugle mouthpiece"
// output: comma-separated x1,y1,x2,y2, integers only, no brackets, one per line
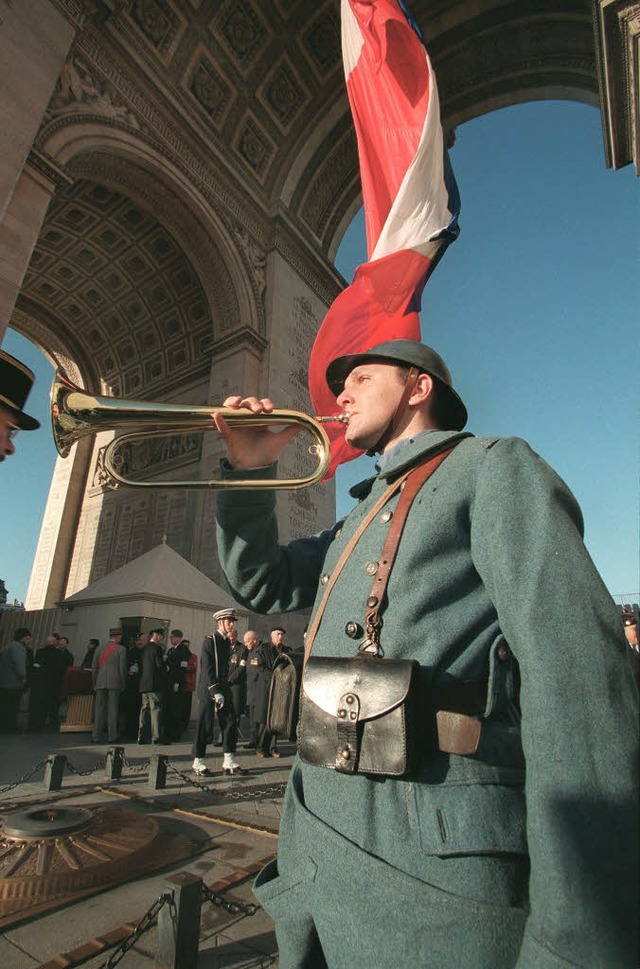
316,413,350,425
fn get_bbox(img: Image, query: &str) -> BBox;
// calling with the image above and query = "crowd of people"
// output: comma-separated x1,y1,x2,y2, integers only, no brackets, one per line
0,618,302,761
0,629,74,733
91,626,197,745
191,609,299,776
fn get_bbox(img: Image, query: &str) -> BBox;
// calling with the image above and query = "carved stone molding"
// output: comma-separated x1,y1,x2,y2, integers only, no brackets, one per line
45,56,142,130
229,218,266,317
26,148,75,191
10,307,83,386
93,430,202,489
49,0,87,29
594,0,640,171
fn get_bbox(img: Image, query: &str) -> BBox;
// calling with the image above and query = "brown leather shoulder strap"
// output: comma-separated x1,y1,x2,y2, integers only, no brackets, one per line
303,469,411,667
363,446,455,653
304,440,462,665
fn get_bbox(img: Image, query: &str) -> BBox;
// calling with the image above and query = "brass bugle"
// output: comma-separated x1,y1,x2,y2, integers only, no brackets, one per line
51,370,349,491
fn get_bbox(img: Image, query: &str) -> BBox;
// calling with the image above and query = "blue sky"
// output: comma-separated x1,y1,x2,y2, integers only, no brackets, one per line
1,100,638,605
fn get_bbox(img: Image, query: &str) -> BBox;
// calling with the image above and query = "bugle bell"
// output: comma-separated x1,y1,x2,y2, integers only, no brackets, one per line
51,370,348,491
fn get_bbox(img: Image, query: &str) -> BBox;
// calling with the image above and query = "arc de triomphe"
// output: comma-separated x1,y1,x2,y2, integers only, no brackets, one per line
0,1,635,629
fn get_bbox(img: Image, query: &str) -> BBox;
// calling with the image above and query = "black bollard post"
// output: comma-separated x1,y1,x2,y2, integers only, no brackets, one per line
149,754,167,790
105,746,124,781
155,871,202,969
44,753,67,791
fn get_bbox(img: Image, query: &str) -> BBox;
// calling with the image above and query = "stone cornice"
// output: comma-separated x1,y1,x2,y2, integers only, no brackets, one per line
49,0,87,29
272,208,345,308
208,326,269,360
27,148,75,190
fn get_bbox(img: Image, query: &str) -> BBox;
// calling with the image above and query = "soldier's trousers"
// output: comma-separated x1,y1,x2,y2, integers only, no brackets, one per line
93,688,121,742
254,768,528,969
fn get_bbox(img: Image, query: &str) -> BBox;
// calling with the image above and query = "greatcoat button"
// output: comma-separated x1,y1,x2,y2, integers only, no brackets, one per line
365,561,379,575
320,574,329,585
497,644,511,662
345,621,363,639
380,510,392,523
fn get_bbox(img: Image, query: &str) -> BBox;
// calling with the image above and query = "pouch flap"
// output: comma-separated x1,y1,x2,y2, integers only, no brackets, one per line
302,656,418,720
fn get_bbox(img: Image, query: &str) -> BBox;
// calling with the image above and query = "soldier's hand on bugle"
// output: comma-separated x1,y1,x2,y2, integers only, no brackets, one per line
213,396,302,470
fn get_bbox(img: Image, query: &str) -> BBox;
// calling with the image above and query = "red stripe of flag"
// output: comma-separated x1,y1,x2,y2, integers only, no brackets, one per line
308,0,460,479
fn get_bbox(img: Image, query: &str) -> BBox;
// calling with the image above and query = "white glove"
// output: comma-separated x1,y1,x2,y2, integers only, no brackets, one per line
239,660,246,667
213,692,224,708
173,683,179,692
180,661,188,668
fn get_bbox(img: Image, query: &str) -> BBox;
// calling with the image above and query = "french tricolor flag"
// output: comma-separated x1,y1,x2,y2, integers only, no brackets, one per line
309,0,460,478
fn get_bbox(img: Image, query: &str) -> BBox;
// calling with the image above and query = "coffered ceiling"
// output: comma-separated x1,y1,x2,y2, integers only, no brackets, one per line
16,0,601,396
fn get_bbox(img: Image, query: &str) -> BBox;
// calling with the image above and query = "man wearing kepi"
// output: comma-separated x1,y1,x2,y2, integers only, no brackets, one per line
214,340,638,968
192,608,246,776
0,349,40,462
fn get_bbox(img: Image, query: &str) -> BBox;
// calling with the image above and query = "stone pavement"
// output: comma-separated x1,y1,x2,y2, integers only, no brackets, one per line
0,727,291,969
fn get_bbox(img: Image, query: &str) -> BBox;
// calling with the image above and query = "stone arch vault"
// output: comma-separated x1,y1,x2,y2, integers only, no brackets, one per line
0,0,633,639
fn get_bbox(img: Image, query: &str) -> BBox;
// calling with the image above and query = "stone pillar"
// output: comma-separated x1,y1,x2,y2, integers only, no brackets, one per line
264,249,337,548
0,0,76,340
0,155,73,342
25,436,94,609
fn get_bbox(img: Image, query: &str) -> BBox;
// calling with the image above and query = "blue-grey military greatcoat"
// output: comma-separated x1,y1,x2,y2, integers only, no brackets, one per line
216,429,638,968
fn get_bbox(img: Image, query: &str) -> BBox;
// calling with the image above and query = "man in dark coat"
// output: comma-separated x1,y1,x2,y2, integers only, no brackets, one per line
29,633,70,731
191,608,246,776
121,632,146,740
243,630,261,749
213,339,638,968
82,639,100,669
137,628,165,744
163,629,192,741
254,632,278,758
227,632,248,725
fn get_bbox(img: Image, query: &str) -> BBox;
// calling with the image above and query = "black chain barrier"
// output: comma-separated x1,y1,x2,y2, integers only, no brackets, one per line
66,755,108,776
121,754,151,774
95,883,275,969
202,882,259,916
0,751,287,802
166,762,287,800
98,891,173,969
0,758,49,796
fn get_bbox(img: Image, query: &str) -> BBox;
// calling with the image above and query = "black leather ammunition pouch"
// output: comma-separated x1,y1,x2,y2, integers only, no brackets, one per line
298,655,421,778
